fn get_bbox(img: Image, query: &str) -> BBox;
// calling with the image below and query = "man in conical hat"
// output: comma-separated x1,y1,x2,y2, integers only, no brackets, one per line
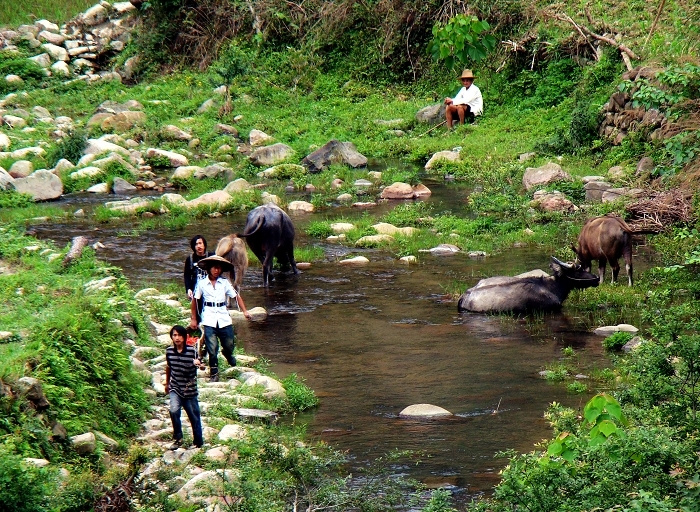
444,69,483,128
189,255,251,382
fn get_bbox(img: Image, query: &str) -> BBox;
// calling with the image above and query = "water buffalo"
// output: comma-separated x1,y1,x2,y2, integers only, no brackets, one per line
571,215,633,286
457,257,599,313
215,233,248,295
237,204,298,286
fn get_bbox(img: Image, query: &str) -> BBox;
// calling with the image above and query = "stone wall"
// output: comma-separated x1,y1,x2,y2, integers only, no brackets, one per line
598,66,668,145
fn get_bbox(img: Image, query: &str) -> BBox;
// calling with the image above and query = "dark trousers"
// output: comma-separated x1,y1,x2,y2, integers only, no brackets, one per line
203,324,236,377
169,392,203,447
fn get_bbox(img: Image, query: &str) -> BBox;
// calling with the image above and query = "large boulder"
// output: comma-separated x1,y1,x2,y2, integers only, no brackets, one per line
425,150,460,169
523,162,572,191
380,182,414,199
101,111,147,132
145,148,189,167
416,103,446,124
11,170,63,200
0,167,13,190
84,139,130,157
249,143,294,166
301,140,367,173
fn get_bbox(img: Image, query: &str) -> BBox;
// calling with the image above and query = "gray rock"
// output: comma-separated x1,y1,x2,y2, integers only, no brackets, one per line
29,53,51,68
584,181,612,202
14,377,50,408
11,170,63,200
415,103,445,124
112,177,137,194
523,162,571,191
636,157,654,176
0,167,13,190
249,143,294,166
301,140,367,173
9,160,33,178
0,133,10,150
70,432,97,455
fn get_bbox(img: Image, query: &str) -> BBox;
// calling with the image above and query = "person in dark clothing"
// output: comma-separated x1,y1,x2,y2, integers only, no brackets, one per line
165,325,205,450
184,235,213,323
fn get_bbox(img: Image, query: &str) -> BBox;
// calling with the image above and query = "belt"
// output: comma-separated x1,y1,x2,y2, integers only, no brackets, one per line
204,301,226,307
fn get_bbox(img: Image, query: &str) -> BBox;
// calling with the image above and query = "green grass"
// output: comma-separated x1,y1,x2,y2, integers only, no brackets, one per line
0,0,95,28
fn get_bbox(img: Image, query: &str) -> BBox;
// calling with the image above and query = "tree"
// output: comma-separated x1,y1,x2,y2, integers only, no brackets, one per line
429,15,497,71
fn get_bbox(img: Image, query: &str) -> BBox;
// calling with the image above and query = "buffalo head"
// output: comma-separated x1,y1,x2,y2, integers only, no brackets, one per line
549,256,599,290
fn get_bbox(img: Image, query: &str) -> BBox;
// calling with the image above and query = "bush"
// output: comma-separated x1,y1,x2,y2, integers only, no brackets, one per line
45,130,87,168
0,190,34,209
0,446,56,512
603,331,634,351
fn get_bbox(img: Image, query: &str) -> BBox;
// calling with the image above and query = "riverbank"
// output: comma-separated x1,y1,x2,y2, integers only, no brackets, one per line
1,226,394,511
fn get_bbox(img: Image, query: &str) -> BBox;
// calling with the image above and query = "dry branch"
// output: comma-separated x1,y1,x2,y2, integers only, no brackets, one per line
547,11,639,70
625,189,693,232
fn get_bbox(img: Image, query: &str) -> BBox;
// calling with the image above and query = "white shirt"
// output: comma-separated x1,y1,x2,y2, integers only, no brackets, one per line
193,277,237,328
452,84,483,116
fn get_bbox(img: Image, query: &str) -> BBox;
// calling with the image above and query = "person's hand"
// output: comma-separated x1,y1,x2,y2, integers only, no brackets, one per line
193,358,206,370
189,319,198,330
187,289,193,299
444,97,453,105
244,312,252,320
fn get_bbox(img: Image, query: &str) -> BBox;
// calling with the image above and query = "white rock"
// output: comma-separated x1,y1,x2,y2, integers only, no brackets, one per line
399,404,452,418
338,256,369,266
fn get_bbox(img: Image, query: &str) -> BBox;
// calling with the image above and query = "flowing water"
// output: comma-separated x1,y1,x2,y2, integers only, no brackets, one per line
31,178,647,506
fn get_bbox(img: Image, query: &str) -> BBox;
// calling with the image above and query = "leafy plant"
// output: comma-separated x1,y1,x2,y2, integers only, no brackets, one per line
603,331,634,351
429,15,496,70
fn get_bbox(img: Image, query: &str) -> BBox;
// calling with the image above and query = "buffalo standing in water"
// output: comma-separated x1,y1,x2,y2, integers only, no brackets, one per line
571,215,634,286
457,257,599,313
238,204,298,286
215,234,248,306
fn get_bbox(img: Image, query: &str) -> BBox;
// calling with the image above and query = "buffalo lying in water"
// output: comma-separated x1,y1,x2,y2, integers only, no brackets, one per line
457,257,599,313
571,214,634,286
238,203,298,286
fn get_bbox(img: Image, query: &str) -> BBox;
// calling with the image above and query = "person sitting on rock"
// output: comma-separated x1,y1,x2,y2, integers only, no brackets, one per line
444,69,483,128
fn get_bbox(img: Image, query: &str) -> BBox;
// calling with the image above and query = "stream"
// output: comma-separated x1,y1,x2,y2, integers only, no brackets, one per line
30,178,632,506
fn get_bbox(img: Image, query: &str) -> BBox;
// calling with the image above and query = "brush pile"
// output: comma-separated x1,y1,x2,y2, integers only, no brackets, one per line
625,188,693,232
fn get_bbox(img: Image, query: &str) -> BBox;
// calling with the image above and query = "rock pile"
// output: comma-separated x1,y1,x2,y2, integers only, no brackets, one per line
0,2,139,84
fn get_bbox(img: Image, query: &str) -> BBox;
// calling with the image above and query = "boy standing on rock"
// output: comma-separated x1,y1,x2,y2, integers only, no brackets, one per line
165,324,205,450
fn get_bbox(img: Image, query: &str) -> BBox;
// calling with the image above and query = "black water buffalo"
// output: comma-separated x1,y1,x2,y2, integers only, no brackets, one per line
457,257,599,313
237,204,298,286
571,215,633,286
215,233,248,297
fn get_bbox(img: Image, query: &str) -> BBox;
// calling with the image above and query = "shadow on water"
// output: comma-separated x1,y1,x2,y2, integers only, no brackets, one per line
29,180,650,506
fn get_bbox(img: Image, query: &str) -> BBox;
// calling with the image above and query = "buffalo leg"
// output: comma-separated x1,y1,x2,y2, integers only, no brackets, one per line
610,259,621,284
597,258,606,284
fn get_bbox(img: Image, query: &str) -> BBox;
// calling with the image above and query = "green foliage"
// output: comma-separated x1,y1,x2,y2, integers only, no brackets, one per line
0,445,56,512
305,220,334,239
45,130,87,168
422,488,457,512
281,373,319,412
0,56,46,94
603,331,634,351
429,15,497,70
0,190,34,209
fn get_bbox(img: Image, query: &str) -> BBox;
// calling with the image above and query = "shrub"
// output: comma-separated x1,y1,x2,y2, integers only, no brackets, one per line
45,130,87,168
0,190,34,209
282,373,319,412
603,331,634,351
0,445,56,512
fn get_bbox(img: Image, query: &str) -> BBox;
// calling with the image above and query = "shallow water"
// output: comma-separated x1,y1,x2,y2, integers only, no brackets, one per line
31,180,634,505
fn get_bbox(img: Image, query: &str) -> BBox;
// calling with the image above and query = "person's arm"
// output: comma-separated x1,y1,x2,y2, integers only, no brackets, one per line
164,360,170,394
189,287,200,329
236,293,252,320
184,257,194,299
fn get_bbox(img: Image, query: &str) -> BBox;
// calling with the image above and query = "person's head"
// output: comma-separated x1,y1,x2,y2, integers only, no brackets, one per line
196,255,234,279
190,235,207,256
170,325,187,345
458,69,475,87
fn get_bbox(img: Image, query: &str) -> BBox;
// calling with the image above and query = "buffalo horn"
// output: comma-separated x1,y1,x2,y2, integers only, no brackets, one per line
550,256,572,269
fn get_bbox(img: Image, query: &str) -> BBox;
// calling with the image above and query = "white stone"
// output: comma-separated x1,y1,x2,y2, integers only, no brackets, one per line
338,256,369,266
399,404,452,418
218,424,247,441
